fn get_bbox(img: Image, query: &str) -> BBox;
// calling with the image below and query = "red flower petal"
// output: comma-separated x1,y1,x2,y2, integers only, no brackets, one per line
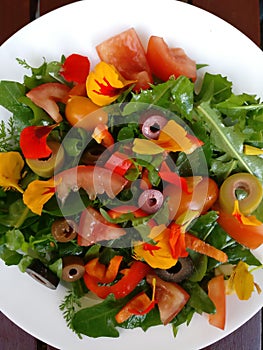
60,54,90,84
20,124,57,159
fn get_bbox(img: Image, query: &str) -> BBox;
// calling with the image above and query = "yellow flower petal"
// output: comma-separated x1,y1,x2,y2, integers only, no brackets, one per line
232,200,262,226
132,138,164,155
23,178,55,215
0,152,24,193
86,61,135,106
228,261,254,300
133,224,178,269
243,144,263,155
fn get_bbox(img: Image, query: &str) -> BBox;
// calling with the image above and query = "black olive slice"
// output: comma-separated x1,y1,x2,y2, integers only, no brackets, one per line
62,256,85,282
26,259,59,290
155,257,194,283
51,218,78,242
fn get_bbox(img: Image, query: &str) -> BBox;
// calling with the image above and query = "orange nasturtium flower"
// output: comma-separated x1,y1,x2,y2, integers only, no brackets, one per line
23,178,56,215
0,152,24,193
86,61,135,106
132,120,203,155
133,224,179,269
232,200,262,226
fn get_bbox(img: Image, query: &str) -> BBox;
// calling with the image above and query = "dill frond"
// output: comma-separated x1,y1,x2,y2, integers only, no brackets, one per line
0,117,20,152
59,289,82,338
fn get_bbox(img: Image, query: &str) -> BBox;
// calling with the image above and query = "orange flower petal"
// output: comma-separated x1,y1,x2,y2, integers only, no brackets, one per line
232,200,262,226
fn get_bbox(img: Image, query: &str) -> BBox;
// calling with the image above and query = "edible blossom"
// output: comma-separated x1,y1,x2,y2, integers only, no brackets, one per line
86,61,135,106
132,120,203,155
0,152,24,193
23,178,56,215
232,200,262,226
133,224,183,269
20,124,58,159
226,261,260,300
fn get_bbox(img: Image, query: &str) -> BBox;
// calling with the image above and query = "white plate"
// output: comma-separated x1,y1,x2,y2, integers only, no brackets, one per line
0,0,263,349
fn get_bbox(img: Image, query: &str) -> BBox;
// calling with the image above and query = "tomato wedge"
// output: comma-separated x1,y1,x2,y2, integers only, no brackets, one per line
78,206,126,246
96,28,153,91
26,82,70,123
146,36,197,82
146,273,189,325
55,165,128,204
208,274,226,330
215,204,263,249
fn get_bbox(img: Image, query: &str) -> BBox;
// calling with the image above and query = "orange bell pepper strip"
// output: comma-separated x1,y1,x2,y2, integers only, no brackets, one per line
185,233,228,263
83,260,151,299
92,123,114,148
85,255,123,284
115,291,156,323
208,274,226,330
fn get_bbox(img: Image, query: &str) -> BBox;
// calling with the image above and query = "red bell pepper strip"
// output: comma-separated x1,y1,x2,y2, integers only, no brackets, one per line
83,260,151,299
115,291,156,323
104,151,133,176
84,256,123,284
60,53,90,84
20,124,58,159
159,162,190,194
185,233,228,263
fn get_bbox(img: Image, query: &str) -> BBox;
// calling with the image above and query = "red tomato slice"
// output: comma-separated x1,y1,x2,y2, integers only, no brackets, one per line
146,36,197,82
55,165,128,204
215,203,263,249
96,28,153,91
146,273,189,325
78,206,126,246
26,82,70,123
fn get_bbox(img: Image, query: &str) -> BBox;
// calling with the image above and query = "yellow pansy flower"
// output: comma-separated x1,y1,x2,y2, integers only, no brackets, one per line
0,152,24,193
133,224,178,269
23,178,55,215
227,261,255,300
86,61,135,106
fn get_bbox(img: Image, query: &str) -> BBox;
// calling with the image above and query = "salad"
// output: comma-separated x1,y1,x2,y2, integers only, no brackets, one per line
0,27,263,339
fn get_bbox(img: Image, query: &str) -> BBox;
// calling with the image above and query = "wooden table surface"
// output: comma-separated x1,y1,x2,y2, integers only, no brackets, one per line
0,1,262,349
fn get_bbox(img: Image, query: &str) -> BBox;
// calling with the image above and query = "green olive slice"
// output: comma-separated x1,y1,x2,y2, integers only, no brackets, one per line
219,173,263,215
62,256,85,282
26,141,64,178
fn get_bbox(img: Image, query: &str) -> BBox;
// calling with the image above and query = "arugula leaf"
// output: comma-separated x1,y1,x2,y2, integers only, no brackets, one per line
72,294,124,338
195,102,263,180
182,280,215,314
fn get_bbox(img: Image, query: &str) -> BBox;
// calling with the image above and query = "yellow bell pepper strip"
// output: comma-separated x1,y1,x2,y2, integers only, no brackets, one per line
243,144,263,155
132,120,203,155
84,256,123,284
86,61,135,106
232,200,262,226
133,224,178,269
0,152,24,193
20,124,58,159
92,123,114,148
185,232,228,263
60,53,90,84
208,274,226,330
23,178,56,215
83,260,151,299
